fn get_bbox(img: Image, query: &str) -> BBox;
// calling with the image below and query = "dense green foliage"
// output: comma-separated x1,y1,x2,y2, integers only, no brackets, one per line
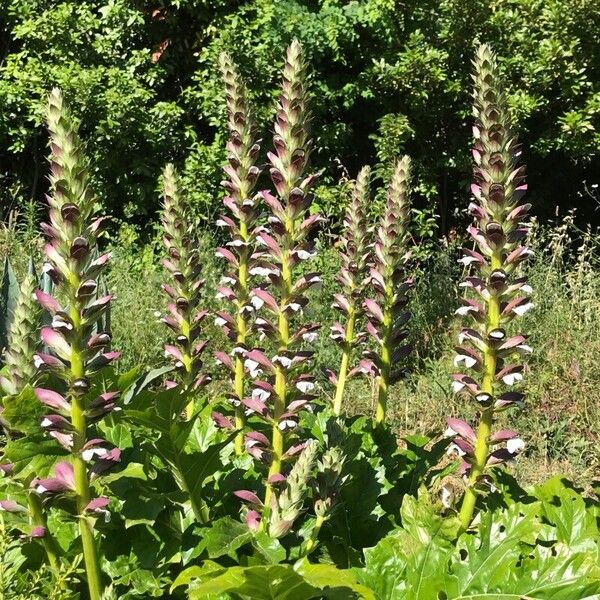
1,0,599,230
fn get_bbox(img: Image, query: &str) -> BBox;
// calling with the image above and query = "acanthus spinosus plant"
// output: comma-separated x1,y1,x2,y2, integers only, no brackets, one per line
0,266,40,397
30,88,121,600
160,163,210,419
213,51,262,454
363,156,413,426
330,166,372,416
448,44,531,531
235,40,323,534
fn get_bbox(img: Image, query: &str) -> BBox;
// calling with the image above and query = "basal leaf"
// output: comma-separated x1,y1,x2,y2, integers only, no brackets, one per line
295,560,376,599
202,516,252,559
3,434,68,477
252,531,287,564
1,385,44,435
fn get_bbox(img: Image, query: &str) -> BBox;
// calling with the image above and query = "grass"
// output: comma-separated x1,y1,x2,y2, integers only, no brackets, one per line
2,212,599,488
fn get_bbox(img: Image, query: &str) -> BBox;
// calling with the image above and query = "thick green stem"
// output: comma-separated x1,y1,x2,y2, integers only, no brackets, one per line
69,300,103,600
303,514,325,558
28,492,61,574
262,245,291,526
333,308,355,416
375,293,393,426
234,219,250,455
175,468,209,524
458,252,501,531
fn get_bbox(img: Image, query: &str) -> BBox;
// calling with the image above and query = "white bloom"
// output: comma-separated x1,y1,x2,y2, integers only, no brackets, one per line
296,380,315,393
451,381,466,393
295,250,315,260
507,438,525,455
82,447,108,462
252,388,271,402
272,355,292,368
455,305,477,316
502,372,523,386
512,302,534,316
454,354,477,368
250,296,265,310
214,316,227,327
447,443,465,457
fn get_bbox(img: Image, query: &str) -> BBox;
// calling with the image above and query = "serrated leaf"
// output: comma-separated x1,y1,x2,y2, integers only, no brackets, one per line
1,385,44,435
253,531,287,564
202,516,253,558
295,560,376,599
3,434,68,477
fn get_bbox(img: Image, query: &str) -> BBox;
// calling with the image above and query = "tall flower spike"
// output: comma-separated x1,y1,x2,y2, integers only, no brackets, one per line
303,445,346,556
0,269,40,396
331,167,371,416
214,53,261,453
268,439,318,538
160,163,210,418
454,45,531,531
35,88,122,600
244,41,322,529
363,157,413,426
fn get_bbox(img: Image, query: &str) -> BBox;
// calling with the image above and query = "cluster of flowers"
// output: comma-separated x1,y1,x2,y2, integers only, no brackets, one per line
448,45,531,528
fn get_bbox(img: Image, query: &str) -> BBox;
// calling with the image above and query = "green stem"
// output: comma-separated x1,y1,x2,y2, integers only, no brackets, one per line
28,492,61,574
303,514,325,558
375,294,393,426
234,219,250,455
333,308,355,416
458,252,502,531
262,244,292,527
176,467,209,524
69,301,103,600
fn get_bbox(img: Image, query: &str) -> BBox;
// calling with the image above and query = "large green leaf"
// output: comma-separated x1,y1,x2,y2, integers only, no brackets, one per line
295,560,376,599
201,516,253,559
3,434,68,477
172,561,370,599
358,487,600,600
358,491,460,599
0,385,44,435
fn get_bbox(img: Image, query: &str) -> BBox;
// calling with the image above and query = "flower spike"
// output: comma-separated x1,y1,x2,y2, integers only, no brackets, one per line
239,41,322,533
331,167,371,415
0,270,40,396
213,52,262,453
160,163,209,417
364,156,413,426
34,88,122,599
452,45,531,531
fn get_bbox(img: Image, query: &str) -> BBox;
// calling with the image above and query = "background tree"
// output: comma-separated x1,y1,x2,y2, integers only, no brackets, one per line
0,0,598,232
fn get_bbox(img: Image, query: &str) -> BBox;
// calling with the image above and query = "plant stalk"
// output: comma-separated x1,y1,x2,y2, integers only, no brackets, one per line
69,300,103,600
375,288,393,425
458,252,501,530
28,492,61,574
333,308,355,416
262,247,292,523
303,514,325,557
234,218,250,455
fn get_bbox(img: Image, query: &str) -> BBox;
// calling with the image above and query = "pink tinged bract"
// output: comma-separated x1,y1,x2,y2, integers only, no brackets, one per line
446,418,476,443
34,461,75,494
40,327,71,360
234,490,263,507
35,388,70,412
